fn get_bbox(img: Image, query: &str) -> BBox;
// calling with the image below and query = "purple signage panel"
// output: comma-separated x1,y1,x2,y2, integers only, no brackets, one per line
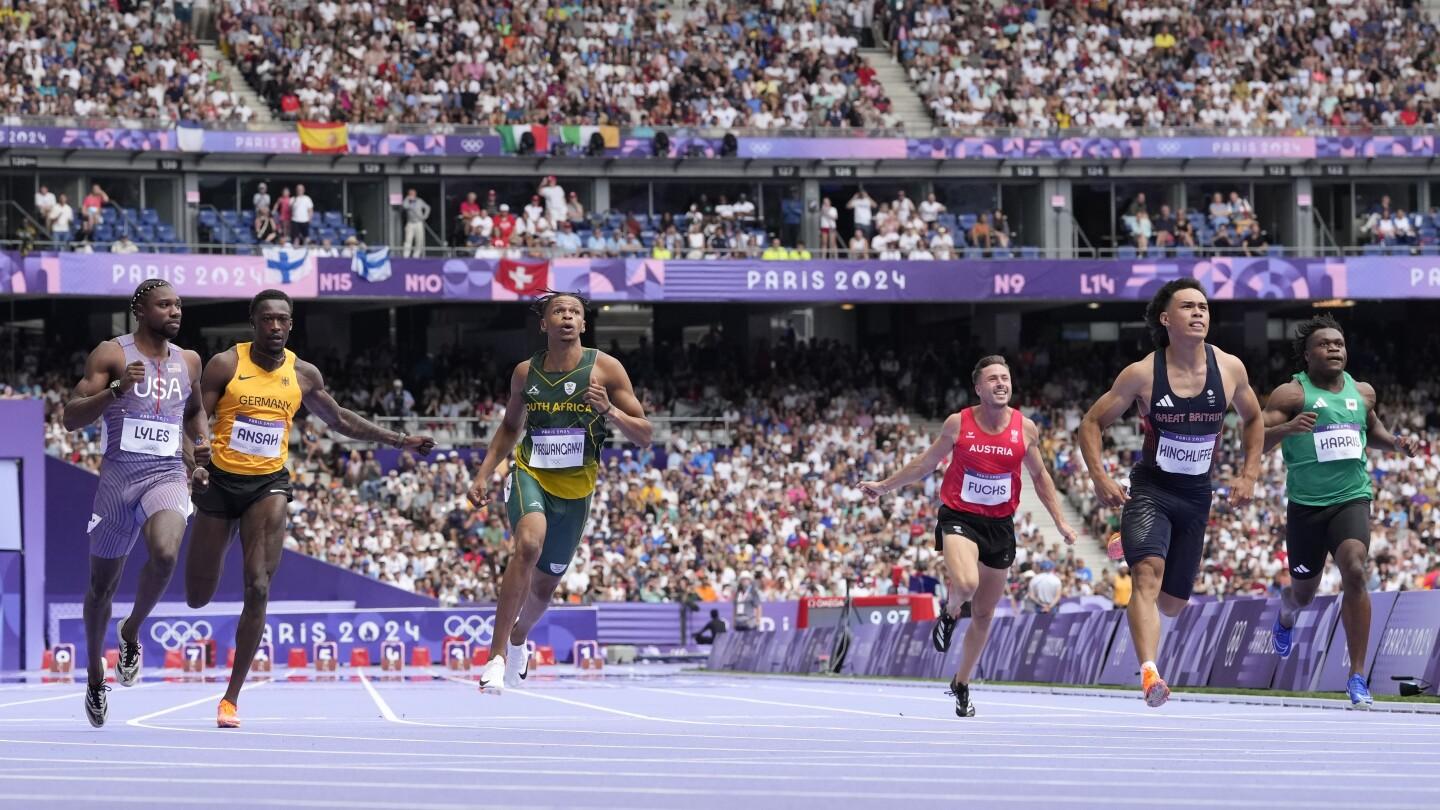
1315,591,1398,692
1057,610,1124,685
0,125,172,151
863,621,908,677
1097,614,1138,686
1207,598,1282,689
36,251,320,299
1010,613,1055,682
839,622,884,676
57,605,597,665
707,631,739,669
0,553,20,672
1364,590,1440,696
739,137,906,160
756,629,796,673
936,617,972,680
1164,600,1236,687
1020,613,1089,684
975,615,1015,681
317,257,446,299
1272,594,1341,691
896,621,936,678
984,614,1034,682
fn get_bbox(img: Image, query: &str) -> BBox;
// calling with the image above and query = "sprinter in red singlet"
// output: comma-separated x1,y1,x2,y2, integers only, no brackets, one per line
862,355,1077,717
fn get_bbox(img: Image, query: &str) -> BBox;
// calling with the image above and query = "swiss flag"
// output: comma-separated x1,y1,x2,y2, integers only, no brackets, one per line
496,258,550,296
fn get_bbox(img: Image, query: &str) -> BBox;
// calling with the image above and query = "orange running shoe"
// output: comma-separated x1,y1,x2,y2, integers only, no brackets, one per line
1141,665,1170,708
217,699,241,728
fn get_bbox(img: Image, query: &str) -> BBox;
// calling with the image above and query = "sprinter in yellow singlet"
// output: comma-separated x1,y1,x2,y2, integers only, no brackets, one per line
187,290,435,728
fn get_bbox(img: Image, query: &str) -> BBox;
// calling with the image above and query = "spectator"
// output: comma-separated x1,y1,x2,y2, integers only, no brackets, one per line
848,229,870,258
733,573,762,631
1132,211,1154,255
253,183,271,214
1113,563,1132,608
693,609,727,644
919,192,946,226
848,189,876,236
555,221,583,255
276,188,293,240
111,234,139,255
291,184,314,245
34,186,56,224
1152,205,1178,250
47,194,75,244
254,206,278,244
382,379,416,417
819,197,840,257
80,184,108,236
401,189,431,259
539,177,567,225
1025,560,1063,614
565,192,586,226
969,212,994,250
1241,223,1269,256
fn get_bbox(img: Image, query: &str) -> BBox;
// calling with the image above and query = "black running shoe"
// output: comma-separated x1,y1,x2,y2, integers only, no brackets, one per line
931,609,957,652
946,678,976,718
85,680,110,728
116,618,141,687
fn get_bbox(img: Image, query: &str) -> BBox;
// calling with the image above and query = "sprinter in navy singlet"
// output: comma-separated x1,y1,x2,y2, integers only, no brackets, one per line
1077,279,1265,708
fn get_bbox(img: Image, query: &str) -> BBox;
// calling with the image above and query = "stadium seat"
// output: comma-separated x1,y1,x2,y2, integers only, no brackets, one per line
141,208,160,225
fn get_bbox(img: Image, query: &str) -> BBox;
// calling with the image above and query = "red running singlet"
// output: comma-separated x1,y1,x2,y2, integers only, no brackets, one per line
939,407,1026,519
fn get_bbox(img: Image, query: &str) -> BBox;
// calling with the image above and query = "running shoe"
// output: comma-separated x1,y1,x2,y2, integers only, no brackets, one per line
478,654,506,694
1271,616,1293,659
116,617,142,687
504,641,529,688
216,699,240,728
946,678,976,718
84,678,110,728
1346,674,1374,710
931,608,957,653
1141,665,1170,708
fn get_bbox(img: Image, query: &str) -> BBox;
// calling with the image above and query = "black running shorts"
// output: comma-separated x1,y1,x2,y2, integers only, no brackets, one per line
192,464,293,521
1285,498,1371,580
934,505,1017,570
1119,465,1211,601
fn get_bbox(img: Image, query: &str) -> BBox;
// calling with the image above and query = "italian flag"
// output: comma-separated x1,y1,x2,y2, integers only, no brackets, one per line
498,125,548,154
559,125,620,148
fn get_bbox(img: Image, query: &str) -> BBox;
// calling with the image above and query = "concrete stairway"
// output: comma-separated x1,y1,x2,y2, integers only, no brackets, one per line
859,47,933,132
199,43,274,123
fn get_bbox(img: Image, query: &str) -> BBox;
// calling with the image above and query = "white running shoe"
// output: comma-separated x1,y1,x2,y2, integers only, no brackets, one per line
115,618,141,688
504,641,529,688
477,654,506,694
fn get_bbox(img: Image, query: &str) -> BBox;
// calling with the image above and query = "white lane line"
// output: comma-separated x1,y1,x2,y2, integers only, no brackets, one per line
0,683,160,710
0,773,1430,808
0,793,593,810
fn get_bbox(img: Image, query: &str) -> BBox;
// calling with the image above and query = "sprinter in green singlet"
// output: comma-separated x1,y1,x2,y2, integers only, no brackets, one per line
1263,314,1418,709
467,290,651,693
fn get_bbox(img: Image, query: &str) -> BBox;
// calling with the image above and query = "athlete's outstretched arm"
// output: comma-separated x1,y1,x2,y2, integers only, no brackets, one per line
1021,417,1078,545
1227,355,1264,506
469,362,528,508
1077,360,1146,507
858,412,959,498
180,349,211,476
1358,382,1420,456
1261,381,1312,454
587,353,652,448
62,341,134,430
295,360,435,454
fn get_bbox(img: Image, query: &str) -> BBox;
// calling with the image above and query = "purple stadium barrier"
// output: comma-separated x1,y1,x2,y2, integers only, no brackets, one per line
1360,591,1438,696
1314,591,1398,692
1208,598,1283,690
1272,595,1341,691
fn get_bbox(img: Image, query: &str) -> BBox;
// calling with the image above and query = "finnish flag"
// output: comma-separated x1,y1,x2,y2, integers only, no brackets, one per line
263,246,311,284
351,247,392,283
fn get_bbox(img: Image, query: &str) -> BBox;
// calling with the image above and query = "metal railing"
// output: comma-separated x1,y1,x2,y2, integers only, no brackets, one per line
0,237,1429,262
367,415,737,448
6,113,1440,140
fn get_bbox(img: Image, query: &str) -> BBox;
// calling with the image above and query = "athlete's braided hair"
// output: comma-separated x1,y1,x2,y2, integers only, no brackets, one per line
530,289,591,317
1292,313,1343,367
129,279,171,316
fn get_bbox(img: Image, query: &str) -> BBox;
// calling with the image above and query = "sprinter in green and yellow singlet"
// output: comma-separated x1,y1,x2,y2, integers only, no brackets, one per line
469,291,651,693
1263,314,1418,709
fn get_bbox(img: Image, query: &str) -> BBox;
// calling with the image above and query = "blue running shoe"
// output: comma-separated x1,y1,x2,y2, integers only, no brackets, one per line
1346,675,1373,710
1272,617,1293,658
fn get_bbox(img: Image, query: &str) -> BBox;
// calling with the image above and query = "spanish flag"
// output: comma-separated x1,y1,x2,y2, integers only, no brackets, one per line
298,121,348,154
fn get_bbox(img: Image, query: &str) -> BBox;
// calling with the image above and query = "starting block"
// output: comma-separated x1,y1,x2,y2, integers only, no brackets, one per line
444,640,470,671
380,641,405,672
313,641,338,672
411,646,432,668
573,640,603,671
349,648,371,668
471,646,490,667
252,642,274,673
162,649,183,670
182,641,206,673
535,644,556,667
49,643,75,674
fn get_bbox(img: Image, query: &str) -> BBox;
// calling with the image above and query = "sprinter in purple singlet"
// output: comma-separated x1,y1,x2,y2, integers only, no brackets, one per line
63,280,210,727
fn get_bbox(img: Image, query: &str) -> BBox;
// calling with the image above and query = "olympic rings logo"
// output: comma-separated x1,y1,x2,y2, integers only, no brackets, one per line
460,138,488,154
443,615,495,645
149,620,214,650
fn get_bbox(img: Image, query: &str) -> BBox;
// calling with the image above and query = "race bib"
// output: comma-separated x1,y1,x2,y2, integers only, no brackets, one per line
1155,430,1216,475
961,470,1012,506
120,416,180,457
528,428,586,469
1313,423,1363,462
228,414,285,458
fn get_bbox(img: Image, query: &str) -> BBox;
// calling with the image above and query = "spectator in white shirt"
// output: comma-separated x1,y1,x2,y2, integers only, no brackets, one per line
918,192,946,225
819,197,839,257
48,194,75,243
111,234,140,254
848,189,875,236
34,186,56,222
848,230,870,258
291,184,315,244
539,176,567,224
930,225,955,259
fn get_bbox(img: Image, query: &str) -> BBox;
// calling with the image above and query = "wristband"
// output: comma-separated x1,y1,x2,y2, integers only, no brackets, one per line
394,432,407,448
